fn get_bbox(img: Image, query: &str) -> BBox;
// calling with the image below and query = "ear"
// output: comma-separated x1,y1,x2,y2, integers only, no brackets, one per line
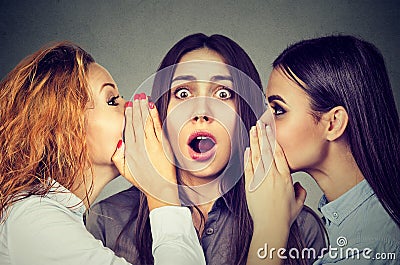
323,106,349,141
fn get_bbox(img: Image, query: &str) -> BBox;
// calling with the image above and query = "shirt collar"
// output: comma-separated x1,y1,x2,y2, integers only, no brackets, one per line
218,194,235,213
46,181,87,217
319,179,374,226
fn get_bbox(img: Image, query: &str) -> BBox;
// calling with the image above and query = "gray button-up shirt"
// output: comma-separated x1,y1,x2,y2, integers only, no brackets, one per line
86,186,326,265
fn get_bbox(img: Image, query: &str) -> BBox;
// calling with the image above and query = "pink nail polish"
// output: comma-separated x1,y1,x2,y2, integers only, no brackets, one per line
139,93,146,100
148,101,155,109
134,94,140,100
125,101,133,108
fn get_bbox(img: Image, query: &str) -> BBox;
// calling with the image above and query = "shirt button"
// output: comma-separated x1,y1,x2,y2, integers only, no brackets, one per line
205,228,214,235
333,212,339,219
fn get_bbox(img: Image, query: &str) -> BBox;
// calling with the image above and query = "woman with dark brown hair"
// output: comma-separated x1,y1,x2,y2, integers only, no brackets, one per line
86,33,326,265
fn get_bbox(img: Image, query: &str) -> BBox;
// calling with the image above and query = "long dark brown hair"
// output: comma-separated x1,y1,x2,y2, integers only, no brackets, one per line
115,33,322,265
273,35,400,227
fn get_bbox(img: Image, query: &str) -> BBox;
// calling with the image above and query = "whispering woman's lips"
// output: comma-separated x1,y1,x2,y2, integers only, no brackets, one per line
187,131,217,161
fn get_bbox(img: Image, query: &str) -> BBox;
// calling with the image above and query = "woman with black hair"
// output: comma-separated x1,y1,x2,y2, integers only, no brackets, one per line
86,33,326,265
246,35,400,264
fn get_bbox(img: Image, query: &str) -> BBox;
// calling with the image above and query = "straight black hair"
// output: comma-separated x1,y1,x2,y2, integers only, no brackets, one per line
273,35,400,227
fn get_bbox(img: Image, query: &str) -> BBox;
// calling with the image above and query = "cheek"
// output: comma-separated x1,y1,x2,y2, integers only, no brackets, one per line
86,113,124,164
165,117,183,154
276,119,321,170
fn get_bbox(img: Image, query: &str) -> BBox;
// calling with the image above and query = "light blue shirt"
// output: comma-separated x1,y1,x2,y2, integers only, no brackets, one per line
0,183,205,265
313,180,400,264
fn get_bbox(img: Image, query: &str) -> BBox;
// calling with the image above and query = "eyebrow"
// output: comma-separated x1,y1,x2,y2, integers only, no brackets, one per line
100,82,116,93
210,75,233,82
171,75,196,83
268,95,286,104
171,75,233,83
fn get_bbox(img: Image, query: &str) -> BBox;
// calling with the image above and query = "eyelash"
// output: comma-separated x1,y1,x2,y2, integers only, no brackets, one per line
107,95,120,106
270,103,286,116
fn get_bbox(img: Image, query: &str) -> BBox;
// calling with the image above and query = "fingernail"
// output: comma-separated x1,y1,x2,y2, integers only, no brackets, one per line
117,139,123,149
251,126,257,137
148,101,155,109
266,125,272,134
125,101,133,108
133,94,140,100
244,147,250,163
245,147,250,157
139,93,146,100
257,120,263,129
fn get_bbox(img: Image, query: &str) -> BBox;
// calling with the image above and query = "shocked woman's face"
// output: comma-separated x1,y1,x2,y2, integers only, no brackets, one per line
85,63,126,177
165,49,237,183
265,68,328,172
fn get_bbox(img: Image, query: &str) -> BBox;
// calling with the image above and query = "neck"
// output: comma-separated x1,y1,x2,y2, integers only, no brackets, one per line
177,169,222,205
192,200,216,236
177,169,220,234
178,169,218,186
71,164,118,208
305,141,364,202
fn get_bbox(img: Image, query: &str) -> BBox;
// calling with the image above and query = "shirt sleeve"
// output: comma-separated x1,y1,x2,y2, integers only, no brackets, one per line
6,197,132,265
150,206,206,265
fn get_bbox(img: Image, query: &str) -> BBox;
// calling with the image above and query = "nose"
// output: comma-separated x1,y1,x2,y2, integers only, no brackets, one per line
191,96,214,123
192,115,212,123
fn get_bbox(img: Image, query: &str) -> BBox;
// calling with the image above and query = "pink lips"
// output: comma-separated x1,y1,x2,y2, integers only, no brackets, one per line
187,131,217,161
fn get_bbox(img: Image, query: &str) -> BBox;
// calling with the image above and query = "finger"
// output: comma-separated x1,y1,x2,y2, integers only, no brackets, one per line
111,139,137,187
139,94,151,140
294,182,307,206
111,139,125,175
243,147,254,192
249,126,262,173
267,126,290,176
148,101,163,142
124,102,135,143
257,120,274,173
133,98,144,144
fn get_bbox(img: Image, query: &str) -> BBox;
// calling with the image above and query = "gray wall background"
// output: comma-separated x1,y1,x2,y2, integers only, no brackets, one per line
1,0,399,212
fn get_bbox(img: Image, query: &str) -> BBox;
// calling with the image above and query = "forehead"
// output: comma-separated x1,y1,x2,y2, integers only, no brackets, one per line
266,68,310,105
172,49,231,84
267,68,303,95
87,63,116,91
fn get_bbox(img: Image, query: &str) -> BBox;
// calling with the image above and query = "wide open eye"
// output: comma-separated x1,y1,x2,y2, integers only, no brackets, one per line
174,87,192,99
215,87,233,100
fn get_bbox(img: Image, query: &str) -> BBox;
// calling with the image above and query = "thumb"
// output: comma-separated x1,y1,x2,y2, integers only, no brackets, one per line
243,147,254,192
294,182,307,206
111,139,125,176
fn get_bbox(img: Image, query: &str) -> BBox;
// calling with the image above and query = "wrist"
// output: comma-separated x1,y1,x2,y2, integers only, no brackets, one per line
146,187,180,211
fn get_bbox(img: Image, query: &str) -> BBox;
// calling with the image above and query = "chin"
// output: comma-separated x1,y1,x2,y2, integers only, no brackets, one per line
191,167,220,179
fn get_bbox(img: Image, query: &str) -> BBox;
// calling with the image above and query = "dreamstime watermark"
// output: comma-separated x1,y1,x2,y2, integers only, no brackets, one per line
257,236,397,261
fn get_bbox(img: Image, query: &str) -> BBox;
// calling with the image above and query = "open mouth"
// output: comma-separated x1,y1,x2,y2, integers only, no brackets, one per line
187,131,216,161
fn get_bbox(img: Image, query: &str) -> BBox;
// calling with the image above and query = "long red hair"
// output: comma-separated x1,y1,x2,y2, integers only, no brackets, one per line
0,41,95,222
